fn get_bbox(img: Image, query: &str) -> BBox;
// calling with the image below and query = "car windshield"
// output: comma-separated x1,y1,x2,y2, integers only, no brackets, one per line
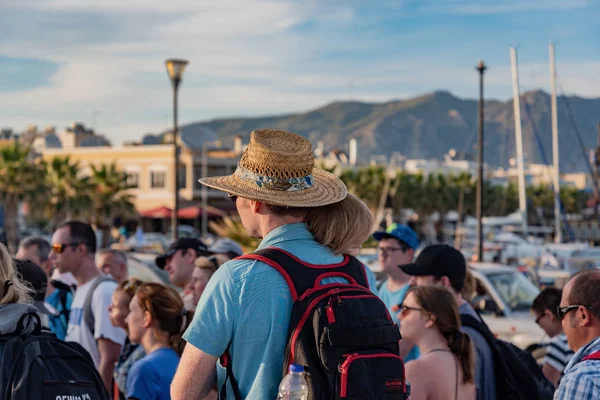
486,271,540,311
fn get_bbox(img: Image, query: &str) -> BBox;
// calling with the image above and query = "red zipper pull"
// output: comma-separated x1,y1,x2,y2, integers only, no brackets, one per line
326,304,336,324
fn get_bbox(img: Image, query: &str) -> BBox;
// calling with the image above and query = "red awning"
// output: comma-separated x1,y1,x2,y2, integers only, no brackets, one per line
139,206,172,219
178,205,227,219
140,205,228,219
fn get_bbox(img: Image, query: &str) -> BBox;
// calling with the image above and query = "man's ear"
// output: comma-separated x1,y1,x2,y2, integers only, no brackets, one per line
580,307,593,327
250,200,262,214
439,276,452,289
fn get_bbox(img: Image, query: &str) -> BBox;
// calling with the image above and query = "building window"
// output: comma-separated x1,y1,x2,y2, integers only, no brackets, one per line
126,172,140,188
178,166,187,189
150,171,166,189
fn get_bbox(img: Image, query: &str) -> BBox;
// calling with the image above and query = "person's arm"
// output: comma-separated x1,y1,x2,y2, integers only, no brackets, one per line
542,363,562,388
171,344,218,400
404,360,428,400
98,338,122,391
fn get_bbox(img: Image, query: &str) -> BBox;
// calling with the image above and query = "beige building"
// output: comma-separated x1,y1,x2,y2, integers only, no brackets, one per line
40,143,240,213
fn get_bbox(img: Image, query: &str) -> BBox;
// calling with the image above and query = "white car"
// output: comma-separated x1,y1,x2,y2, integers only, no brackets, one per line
468,263,547,361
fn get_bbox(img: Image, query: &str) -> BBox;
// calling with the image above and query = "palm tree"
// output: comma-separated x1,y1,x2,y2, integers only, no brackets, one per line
0,143,43,254
89,163,135,246
44,156,92,226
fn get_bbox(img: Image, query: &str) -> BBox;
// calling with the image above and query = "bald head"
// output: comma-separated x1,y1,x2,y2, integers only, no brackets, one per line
560,270,600,352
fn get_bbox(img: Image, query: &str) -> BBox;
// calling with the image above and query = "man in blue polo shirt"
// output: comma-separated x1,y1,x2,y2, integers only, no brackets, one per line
171,129,378,400
374,223,420,361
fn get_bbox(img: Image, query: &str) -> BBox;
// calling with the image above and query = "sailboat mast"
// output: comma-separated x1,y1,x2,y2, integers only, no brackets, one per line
550,43,562,243
510,47,529,236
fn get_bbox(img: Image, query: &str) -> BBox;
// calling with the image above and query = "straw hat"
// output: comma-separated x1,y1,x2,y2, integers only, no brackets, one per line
199,129,347,207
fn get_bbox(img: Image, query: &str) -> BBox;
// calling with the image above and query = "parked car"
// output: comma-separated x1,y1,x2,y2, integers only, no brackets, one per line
166,225,200,239
468,262,547,362
126,254,171,286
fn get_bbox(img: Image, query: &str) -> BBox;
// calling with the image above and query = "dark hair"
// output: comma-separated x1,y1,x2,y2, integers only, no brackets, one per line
408,285,474,384
58,220,97,254
568,270,600,320
429,275,464,295
19,236,51,263
265,203,313,218
532,288,562,318
135,283,194,355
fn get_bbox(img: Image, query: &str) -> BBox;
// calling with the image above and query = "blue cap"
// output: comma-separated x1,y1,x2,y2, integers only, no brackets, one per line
373,223,419,250
289,364,304,373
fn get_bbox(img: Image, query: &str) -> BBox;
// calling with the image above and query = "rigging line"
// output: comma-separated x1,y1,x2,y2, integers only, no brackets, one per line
558,84,600,197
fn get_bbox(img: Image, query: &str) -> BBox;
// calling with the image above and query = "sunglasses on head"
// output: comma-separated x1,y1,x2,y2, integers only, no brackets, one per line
51,242,81,254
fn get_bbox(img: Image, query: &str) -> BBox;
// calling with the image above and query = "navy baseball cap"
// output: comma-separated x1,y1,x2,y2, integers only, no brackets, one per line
373,223,419,250
399,244,466,282
155,238,211,269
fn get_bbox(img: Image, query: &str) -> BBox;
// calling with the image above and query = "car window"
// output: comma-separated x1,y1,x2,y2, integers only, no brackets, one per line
486,271,540,311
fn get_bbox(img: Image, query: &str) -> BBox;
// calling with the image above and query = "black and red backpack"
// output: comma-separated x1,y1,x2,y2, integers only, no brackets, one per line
219,247,408,400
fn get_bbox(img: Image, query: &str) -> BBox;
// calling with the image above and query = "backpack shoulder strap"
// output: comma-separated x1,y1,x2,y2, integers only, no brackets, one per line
83,275,116,336
582,351,600,361
238,247,370,300
460,313,497,345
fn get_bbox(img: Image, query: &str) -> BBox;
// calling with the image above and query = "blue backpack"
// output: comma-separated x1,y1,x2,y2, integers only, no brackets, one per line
45,280,74,340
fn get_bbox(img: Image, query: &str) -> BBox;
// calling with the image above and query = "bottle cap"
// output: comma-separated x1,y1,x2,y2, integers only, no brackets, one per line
289,364,304,373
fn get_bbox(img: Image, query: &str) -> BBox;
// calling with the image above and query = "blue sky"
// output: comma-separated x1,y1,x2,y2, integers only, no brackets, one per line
0,0,598,144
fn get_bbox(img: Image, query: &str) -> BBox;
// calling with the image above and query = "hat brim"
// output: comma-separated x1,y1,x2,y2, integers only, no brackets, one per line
373,231,394,241
199,168,347,207
399,263,430,276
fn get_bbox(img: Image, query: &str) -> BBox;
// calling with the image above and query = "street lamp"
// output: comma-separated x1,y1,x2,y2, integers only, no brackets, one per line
165,58,189,241
476,60,487,262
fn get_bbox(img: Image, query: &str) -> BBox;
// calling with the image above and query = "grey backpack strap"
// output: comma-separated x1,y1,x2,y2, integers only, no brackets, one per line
83,275,116,337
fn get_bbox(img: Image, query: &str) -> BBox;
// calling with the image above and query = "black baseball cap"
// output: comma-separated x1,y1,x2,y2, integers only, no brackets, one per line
155,238,211,269
13,259,58,317
399,244,466,282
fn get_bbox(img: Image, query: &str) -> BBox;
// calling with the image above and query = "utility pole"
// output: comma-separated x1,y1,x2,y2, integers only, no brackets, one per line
476,60,487,262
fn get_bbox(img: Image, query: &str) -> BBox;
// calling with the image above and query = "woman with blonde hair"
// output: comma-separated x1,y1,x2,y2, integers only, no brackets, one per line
125,283,193,400
0,243,38,334
306,193,373,256
398,285,475,400
191,254,229,307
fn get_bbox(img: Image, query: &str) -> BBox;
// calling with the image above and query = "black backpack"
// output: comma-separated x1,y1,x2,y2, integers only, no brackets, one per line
460,314,554,400
0,312,109,400
220,248,407,400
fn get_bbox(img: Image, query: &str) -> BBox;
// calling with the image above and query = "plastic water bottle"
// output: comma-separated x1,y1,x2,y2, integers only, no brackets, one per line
277,364,308,400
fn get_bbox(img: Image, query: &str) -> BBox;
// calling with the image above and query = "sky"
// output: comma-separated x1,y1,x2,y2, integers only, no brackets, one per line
0,0,598,144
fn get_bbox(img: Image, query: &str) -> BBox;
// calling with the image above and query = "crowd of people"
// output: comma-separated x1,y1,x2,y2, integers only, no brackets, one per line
0,128,599,400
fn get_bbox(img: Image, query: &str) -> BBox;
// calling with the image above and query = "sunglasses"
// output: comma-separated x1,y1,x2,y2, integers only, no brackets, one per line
51,242,81,254
228,194,238,204
534,313,546,325
556,305,594,320
122,279,143,297
397,303,424,316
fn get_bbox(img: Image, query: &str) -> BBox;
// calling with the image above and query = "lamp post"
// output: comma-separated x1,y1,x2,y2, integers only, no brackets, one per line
165,58,189,241
476,60,487,263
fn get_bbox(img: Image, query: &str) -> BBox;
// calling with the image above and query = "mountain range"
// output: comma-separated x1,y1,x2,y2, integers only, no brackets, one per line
179,90,600,172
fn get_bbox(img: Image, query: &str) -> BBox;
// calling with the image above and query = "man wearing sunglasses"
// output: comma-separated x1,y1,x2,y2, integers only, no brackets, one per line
49,221,126,392
554,270,600,399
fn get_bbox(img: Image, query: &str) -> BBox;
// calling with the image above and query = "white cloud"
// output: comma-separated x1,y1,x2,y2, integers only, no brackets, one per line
0,0,597,144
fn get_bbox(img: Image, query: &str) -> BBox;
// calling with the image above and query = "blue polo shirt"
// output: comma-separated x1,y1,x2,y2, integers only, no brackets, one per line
183,223,378,400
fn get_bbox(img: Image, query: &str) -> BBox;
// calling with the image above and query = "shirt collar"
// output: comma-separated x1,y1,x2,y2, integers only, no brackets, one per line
564,335,600,373
257,223,314,250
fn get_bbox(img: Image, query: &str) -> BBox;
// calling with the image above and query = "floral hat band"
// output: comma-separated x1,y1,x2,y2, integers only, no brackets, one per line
233,163,314,192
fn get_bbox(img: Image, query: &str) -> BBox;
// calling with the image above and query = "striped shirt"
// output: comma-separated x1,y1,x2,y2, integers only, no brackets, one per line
554,336,600,399
544,334,574,374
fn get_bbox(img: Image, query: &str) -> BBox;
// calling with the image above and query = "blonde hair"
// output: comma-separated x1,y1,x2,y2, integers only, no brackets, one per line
194,254,229,273
0,243,33,304
306,194,374,255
